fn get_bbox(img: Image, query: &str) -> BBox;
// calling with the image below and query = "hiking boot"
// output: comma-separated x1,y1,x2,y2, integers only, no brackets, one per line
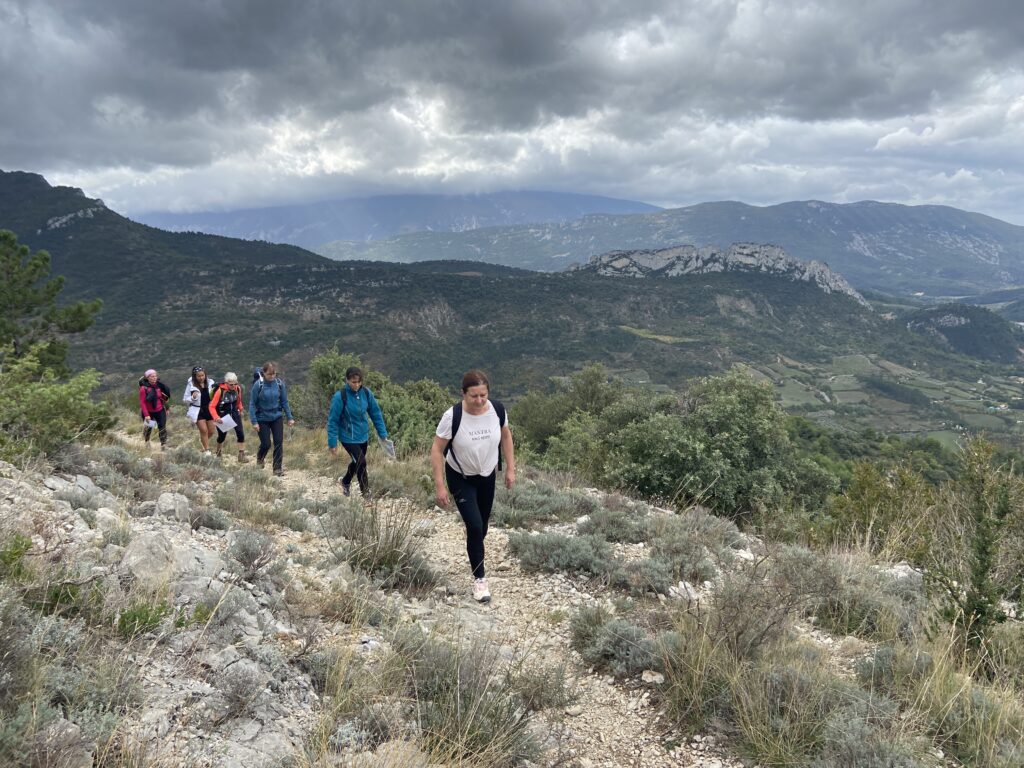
473,578,491,603
273,469,285,477
203,449,211,457
215,444,222,457
237,449,249,463
256,457,265,468
341,478,351,497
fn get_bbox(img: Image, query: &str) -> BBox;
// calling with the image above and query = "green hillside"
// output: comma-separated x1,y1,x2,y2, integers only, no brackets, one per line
905,304,1023,363
3,170,1021,449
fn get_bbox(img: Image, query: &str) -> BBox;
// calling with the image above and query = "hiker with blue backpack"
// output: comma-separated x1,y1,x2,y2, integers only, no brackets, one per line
326,366,394,501
249,362,294,477
430,369,516,603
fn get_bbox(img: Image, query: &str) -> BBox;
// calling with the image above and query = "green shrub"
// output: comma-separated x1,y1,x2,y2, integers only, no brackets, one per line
368,459,433,507
705,562,798,661
648,510,742,584
858,643,1024,767
811,699,920,768
608,557,674,595
577,505,651,543
326,499,436,590
0,534,32,582
659,615,735,732
507,532,613,576
117,601,169,638
511,660,575,712
494,480,598,529
731,658,854,766
0,346,112,461
771,546,923,641
569,606,657,678
0,586,37,708
391,628,539,767
227,529,280,581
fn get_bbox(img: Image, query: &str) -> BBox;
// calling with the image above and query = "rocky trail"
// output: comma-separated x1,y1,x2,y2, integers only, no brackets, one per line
1,425,747,768
276,463,739,768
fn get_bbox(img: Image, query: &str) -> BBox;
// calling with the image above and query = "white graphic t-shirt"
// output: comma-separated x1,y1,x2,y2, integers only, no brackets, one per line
436,403,505,476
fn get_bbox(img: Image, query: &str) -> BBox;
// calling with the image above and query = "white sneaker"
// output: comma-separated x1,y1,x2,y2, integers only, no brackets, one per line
473,578,491,603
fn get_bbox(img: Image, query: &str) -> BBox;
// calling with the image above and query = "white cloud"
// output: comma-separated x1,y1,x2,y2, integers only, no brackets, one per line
6,0,1024,224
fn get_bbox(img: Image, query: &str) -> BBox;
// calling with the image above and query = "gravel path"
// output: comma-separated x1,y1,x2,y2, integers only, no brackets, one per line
276,465,742,768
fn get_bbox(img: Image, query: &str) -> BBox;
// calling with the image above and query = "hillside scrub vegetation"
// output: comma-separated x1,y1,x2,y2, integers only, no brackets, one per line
514,366,836,522
0,230,110,462
7,331,1024,764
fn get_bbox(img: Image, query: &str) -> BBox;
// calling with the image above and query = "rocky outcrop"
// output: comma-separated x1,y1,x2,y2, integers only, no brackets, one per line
578,243,870,307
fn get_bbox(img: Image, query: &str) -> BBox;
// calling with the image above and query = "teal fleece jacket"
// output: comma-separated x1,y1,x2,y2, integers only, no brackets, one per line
326,385,387,447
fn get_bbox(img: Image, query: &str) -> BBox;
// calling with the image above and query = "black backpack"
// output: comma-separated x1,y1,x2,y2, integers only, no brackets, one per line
444,399,507,475
214,382,241,415
138,377,170,410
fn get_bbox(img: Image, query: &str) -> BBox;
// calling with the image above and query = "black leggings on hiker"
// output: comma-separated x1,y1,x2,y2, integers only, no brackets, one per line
215,408,246,445
256,416,284,471
341,441,369,493
445,464,496,580
142,409,167,446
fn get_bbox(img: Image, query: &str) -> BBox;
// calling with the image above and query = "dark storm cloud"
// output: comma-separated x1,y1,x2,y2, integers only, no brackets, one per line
2,0,1022,220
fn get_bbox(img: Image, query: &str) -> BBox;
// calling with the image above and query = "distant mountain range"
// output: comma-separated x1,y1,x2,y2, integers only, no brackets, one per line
0,169,933,372
5,168,1021,443
317,199,1024,297
134,191,661,248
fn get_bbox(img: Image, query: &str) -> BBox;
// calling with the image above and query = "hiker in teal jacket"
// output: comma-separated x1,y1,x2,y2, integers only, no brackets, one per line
249,362,294,476
327,366,389,499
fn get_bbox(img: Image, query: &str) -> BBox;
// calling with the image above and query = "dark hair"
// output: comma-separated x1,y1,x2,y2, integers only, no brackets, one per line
345,366,363,381
461,369,490,393
262,362,277,376
191,366,206,386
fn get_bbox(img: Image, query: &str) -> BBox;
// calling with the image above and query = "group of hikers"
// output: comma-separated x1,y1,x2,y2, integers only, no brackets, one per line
138,364,514,603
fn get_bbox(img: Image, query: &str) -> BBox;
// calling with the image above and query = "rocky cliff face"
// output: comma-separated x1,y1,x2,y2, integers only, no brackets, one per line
578,243,870,307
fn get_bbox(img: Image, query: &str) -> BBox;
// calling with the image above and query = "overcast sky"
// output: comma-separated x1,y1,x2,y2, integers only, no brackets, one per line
3,0,1023,222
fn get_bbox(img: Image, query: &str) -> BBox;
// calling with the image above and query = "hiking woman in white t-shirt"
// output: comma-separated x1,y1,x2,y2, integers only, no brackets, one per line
431,369,516,603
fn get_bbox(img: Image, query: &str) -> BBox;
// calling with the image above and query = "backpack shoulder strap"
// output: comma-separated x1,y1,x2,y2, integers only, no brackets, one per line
443,403,462,453
450,402,463,440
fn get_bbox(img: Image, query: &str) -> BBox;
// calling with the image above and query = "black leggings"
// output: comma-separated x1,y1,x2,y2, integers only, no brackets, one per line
215,409,246,445
142,409,167,445
256,416,284,471
341,442,369,493
446,464,496,579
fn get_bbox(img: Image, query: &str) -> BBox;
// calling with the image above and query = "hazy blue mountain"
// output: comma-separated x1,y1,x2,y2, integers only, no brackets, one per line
134,191,661,248
317,199,1024,296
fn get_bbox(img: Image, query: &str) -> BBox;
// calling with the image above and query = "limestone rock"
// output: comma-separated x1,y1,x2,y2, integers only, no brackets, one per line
583,243,869,307
157,492,191,522
121,532,175,588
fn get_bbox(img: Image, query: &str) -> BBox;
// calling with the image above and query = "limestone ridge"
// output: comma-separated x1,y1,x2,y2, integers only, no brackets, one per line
578,243,871,308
